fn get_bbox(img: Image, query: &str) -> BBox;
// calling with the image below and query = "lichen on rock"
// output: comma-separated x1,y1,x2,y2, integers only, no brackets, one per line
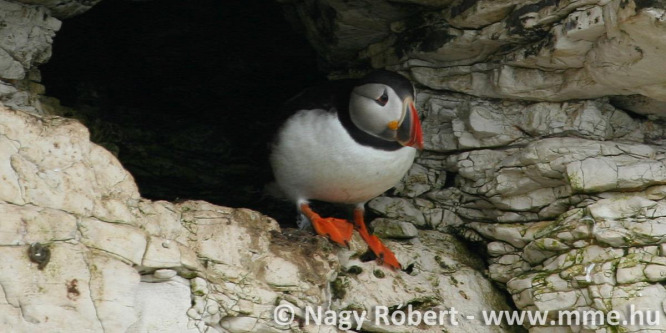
281,0,666,331
5,0,666,332
0,102,513,332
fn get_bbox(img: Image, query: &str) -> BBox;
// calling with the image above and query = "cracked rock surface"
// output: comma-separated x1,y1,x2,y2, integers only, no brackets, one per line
282,0,666,331
4,0,666,332
0,103,513,332
368,92,666,332
0,0,100,113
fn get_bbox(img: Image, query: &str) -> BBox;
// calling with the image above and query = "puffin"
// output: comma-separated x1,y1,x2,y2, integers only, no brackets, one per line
270,70,424,269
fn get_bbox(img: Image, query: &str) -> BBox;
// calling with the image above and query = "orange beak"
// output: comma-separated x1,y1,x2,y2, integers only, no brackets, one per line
397,101,424,150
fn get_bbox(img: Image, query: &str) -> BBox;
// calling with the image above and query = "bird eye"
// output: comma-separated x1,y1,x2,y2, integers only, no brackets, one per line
375,90,388,106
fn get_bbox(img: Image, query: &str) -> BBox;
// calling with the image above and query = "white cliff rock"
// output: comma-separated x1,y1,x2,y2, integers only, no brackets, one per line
344,4,666,327
4,0,666,331
0,0,65,113
284,1,666,330
0,103,512,332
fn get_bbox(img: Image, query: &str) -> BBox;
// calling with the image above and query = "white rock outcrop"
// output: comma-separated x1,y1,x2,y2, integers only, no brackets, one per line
0,103,513,332
282,0,666,331
4,0,666,331
370,91,666,332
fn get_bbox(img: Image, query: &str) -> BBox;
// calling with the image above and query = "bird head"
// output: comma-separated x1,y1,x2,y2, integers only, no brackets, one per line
348,71,424,150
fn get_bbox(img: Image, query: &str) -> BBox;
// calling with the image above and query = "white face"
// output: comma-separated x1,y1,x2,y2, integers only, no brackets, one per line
349,83,405,141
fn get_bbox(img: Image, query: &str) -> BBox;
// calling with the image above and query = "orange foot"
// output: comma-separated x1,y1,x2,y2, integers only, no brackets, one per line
353,207,401,270
300,203,353,247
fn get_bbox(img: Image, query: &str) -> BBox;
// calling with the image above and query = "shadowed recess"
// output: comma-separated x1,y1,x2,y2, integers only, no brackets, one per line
41,0,326,222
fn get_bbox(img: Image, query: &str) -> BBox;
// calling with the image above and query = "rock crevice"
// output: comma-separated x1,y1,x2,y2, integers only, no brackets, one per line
0,103,511,332
4,0,666,332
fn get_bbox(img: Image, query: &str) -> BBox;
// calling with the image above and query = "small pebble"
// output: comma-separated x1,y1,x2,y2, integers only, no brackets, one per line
153,269,177,280
28,242,51,270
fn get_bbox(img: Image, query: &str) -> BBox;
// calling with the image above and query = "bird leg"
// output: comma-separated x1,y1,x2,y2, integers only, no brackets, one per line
353,207,401,270
300,203,353,247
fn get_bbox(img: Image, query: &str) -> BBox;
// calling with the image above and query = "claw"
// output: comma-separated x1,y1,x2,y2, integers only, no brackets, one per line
353,207,401,270
299,203,401,269
300,204,353,247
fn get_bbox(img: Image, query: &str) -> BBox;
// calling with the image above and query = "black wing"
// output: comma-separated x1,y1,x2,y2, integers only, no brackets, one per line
279,78,356,116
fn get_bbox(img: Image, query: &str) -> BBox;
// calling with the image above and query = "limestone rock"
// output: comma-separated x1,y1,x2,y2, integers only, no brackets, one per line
0,1,61,78
371,218,419,239
280,0,420,67
334,231,514,333
14,0,102,19
286,2,666,330
368,196,427,227
0,103,512,332
0,0,66,113
408,2,666,104
285,0,666,110
0,0,102,115
7,0,666,331
129,277,200,333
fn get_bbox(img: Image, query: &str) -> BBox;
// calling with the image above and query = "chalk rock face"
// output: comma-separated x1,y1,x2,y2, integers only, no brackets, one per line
0,102,513,332
0,0,98,113
4,0,666,331
396,93,666,333
12,0,101,19
283,0,666,332
284,0,666,115
0,1,514,331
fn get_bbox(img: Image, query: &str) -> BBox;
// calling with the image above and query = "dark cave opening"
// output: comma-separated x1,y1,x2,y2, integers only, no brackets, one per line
41,0,327,223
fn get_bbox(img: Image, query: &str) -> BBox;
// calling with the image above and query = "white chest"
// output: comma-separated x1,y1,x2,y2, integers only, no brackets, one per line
271,110,416,204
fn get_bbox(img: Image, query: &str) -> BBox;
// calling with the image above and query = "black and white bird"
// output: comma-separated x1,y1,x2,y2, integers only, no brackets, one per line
270,70,423,269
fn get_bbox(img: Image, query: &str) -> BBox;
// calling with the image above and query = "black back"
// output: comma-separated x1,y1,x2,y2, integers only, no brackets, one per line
357,70,415,100
276,72,409,151
264,71,412,223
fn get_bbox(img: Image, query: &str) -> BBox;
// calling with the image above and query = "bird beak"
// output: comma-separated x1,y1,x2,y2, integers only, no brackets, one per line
395,98,424,150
